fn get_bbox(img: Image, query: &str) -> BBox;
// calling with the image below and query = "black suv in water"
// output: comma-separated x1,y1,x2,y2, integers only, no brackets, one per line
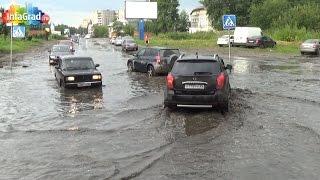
164,54,232,112
54,56,102,88
127,47,180,76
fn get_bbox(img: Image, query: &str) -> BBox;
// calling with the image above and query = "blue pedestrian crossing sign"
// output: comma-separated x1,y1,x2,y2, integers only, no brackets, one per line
223,15,236,30
12,26,26,38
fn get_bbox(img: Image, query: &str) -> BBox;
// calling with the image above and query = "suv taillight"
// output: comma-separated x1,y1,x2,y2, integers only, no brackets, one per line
156,52,161,64
166,73,174,90
216,73,225,90
256,39,261,44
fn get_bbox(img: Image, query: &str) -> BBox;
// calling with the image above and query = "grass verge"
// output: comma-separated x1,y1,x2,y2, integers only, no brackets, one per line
135,32,301,55
0,37,46,54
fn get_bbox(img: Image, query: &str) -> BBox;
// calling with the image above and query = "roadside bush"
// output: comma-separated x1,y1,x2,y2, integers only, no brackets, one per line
157,31,219,40
269,25,317,42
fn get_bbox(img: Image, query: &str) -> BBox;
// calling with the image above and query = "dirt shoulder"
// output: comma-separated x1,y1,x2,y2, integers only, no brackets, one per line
0,40,58,64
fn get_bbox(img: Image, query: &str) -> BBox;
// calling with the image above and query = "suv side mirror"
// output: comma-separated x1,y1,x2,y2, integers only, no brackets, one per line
225,64,233,73
95,64,100,68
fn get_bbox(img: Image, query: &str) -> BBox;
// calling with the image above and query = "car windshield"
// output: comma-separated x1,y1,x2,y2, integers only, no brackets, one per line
63,58,95,70
52,46,70,52
172,60,221,75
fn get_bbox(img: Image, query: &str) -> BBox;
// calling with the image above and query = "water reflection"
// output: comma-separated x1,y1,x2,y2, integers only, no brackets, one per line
59,88,103,116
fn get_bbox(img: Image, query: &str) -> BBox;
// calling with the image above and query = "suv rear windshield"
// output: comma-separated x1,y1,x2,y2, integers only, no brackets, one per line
160,49,180,57
172,60,221,75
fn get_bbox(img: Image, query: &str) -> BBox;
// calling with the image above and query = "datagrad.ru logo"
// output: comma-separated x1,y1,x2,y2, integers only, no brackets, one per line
1,3,50,26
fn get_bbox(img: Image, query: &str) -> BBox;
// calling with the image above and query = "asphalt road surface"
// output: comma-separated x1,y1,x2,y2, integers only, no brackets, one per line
0,39,320,180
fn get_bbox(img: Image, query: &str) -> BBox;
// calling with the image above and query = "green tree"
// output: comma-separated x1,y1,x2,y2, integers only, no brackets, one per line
123,24,135,36
176,10,189,32
250,0,289,30
200,0,263,29
274,3,320,31
112,21,124,36
93,25,109,38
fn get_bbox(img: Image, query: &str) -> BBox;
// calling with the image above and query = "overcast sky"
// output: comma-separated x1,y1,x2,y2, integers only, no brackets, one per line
2,0,201,27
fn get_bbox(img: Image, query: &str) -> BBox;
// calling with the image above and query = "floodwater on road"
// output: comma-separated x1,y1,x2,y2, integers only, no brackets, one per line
0,39,320,179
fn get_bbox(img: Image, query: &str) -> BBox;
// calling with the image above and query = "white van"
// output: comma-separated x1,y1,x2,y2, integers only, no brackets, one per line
233,27,262,46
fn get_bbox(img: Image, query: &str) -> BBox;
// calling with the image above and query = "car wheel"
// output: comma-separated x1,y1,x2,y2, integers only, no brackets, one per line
316,49,320,56
301,52,305,55
127,62,134,72
147,65,155,77
218,44,223,47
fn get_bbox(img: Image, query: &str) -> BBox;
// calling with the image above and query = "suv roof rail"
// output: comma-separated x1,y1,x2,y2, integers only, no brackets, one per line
179,53,185,59
213,54,219,59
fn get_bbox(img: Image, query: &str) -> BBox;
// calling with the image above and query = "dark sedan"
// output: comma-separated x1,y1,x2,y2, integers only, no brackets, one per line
54,56,102,88
49,45,74,65
246,35,276,48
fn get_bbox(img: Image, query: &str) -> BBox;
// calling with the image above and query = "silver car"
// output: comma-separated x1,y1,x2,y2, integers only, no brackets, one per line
122,39,138,51
300,39,320,55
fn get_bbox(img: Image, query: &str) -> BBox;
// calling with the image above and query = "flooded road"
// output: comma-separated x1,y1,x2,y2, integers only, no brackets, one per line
1,39,320,179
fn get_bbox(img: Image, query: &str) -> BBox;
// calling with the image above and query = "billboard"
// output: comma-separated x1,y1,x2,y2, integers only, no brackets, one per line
125,1,157,19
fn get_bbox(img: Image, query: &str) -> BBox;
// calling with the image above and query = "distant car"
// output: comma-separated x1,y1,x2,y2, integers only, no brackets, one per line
85,34,91,39
127,47,180,76
122,39,138,51
164,54,232,112
110,36,116,44
54,56,102,88
114,37,123,46
71,35,79,43
300,39,320,55
246,36,276,48
48,45,74,65
217,35,234,47
59,40,75,52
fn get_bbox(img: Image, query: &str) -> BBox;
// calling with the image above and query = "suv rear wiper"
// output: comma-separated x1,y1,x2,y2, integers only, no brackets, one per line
194,72,212,75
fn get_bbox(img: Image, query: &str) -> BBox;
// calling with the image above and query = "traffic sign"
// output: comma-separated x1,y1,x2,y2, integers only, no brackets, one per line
223,15,236,30
12,26,26,38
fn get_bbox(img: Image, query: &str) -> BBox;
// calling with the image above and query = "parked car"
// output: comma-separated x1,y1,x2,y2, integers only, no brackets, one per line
84,34,91,39
217,35,234,47
246,36,276,48
122,39,138,51
71,35,79,43
54,56,102,88
163,54,232,112
115,37,123,46
233,27,262,46
127,47,180,76
300,39,320,55
48,45,74,65
59,40,75,52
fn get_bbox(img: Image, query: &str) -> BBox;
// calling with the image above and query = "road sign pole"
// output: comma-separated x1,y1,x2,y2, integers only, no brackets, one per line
10,23,13,71
228,28,231,63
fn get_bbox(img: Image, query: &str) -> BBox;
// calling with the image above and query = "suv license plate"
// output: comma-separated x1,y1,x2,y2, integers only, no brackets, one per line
78,82,91,87
185,84,205,90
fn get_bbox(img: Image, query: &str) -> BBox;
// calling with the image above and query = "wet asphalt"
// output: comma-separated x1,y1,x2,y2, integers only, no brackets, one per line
0,38,320,180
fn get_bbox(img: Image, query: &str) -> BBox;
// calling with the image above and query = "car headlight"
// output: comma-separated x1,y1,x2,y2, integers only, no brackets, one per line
66,76,75,81
49,55,56,59
92,75,101,80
